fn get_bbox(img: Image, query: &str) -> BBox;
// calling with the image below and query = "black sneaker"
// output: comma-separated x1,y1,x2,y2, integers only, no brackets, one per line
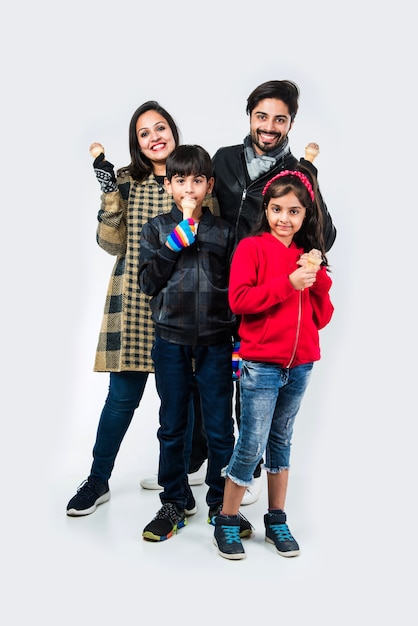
213,514,245,560
264,511,300,557
66,476,110,516
142,503,186,542
208,503,253,538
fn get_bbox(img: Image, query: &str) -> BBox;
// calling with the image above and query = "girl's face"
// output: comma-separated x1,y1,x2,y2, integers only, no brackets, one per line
135,110,176,173
266,191,306,246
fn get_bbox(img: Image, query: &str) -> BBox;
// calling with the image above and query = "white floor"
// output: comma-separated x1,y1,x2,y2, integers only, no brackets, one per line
4,368,411,626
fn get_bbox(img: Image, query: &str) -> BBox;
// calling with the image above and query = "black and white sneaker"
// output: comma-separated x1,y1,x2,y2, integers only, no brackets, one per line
66,476,110,516
142,503,186,542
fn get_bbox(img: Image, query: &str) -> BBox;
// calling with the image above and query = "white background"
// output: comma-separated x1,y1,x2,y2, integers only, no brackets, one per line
2,1,417,624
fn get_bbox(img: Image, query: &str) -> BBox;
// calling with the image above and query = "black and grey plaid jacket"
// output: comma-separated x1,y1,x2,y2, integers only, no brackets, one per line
139,204,236,346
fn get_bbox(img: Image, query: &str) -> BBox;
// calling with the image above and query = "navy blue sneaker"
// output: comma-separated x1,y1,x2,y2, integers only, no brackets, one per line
208,503,253,538
142,503,186,542
213,514,245,560
264,511,300,557
66,476,110,516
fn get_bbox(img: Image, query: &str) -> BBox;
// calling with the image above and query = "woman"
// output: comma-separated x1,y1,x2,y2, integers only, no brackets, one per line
67,101,207,516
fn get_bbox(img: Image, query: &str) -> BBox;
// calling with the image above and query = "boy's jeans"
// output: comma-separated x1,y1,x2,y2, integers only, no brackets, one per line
152,336,234,509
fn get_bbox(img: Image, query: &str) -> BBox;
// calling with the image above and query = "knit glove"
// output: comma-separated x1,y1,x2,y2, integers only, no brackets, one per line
166,218,196,252
232,342,242,381
93,153,117,193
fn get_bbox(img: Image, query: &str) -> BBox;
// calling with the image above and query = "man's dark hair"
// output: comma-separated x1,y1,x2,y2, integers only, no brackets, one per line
246,80,300,121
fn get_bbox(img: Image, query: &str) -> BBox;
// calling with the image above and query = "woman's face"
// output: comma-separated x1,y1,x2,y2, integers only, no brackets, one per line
135,110,176,171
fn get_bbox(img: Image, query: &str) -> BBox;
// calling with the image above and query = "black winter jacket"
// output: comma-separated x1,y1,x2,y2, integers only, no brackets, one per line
212,144,337,251
139,204,236,346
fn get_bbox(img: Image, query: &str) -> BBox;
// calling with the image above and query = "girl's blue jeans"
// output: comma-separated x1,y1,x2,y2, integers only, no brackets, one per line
225,360,313,486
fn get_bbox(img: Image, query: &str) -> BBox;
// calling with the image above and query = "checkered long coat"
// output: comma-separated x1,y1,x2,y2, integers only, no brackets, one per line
93,170,219,372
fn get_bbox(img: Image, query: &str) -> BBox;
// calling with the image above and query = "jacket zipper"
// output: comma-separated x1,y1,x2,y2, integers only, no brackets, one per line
235,188,247,240
285,291,302,368
194,235,200,344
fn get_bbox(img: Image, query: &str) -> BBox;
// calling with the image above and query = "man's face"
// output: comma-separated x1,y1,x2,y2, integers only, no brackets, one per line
249,98,293,156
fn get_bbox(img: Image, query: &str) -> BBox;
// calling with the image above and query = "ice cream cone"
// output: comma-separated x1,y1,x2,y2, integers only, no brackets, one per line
306,248,322,269
304,143,320,163
181,198,196,212
89,142,104,158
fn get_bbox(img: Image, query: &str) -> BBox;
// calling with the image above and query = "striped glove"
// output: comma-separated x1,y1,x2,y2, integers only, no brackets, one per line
232,342,242,381
166,218,196,252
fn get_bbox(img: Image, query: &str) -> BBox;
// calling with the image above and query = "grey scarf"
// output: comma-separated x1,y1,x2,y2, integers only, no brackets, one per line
244,135,290,181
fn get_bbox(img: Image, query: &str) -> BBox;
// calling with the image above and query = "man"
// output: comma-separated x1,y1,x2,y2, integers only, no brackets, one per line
213,79,336,248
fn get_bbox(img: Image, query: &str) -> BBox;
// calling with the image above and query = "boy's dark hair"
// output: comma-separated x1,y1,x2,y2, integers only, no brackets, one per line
246,80,300,122
166,144,213,181
119,100,180,182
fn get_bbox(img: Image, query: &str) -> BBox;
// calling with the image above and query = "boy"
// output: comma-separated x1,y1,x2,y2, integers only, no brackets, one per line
138,145,252,541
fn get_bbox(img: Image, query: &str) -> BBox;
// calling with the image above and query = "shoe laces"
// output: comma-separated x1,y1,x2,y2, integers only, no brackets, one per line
220,524,242,545
270,522,294,541
154,503,182,524
76,477,100,497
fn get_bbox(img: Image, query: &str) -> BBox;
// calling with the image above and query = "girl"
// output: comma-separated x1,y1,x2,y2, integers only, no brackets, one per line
213,167,334,559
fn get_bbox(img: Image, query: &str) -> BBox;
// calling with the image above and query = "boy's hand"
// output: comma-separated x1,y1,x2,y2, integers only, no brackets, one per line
166,218,196,251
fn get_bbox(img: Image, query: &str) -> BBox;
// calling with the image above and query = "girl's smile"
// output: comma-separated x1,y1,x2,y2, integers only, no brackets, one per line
266,191,306,246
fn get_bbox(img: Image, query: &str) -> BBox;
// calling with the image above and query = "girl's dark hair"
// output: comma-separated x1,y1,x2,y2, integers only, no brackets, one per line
166,144,213,181
118,100,180,182
251,165,329,265
246,80,300,122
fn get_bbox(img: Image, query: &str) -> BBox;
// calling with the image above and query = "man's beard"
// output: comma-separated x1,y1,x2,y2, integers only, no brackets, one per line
251,130,286,154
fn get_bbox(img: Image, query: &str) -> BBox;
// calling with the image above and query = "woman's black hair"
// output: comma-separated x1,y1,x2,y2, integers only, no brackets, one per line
118,100,180,182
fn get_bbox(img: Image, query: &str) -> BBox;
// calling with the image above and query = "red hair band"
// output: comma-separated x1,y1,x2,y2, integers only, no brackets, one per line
262,170,315,201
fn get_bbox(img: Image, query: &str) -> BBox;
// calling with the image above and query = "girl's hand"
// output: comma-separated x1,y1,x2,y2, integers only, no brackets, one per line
289,266,317,290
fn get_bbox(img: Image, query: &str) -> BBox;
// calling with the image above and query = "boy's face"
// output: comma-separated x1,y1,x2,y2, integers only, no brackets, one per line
165,174,214,213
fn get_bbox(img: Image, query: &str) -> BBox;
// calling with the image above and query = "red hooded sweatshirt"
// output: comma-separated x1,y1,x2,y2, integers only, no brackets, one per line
229,233,334,368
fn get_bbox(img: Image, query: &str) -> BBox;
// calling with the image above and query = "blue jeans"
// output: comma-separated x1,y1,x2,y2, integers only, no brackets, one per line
225,360,313,486
91,371,149,483
152,336,234,509
91,371,199,483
